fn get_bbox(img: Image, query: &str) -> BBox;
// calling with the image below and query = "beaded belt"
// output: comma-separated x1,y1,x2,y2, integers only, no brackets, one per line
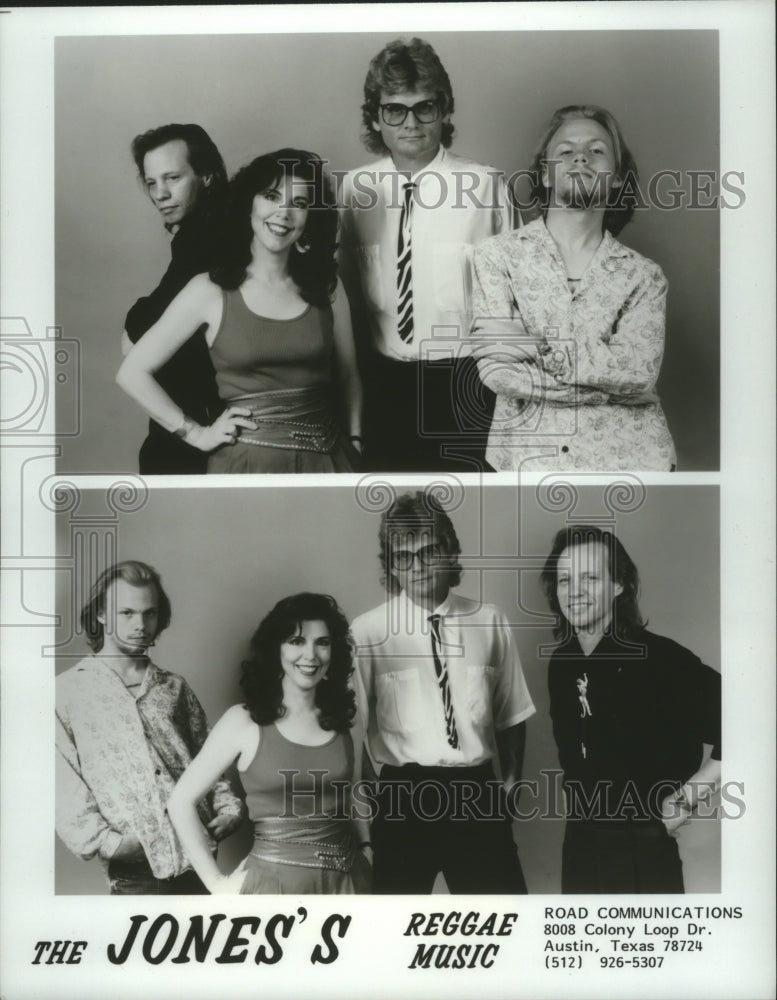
227,385,339,454
248,817,357,873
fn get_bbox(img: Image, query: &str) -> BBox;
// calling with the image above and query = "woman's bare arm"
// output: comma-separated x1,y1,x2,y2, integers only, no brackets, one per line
167,704,254,893
117,275,256,449
331,279,363,446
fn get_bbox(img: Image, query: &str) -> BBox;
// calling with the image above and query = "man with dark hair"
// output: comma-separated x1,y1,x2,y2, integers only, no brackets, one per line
340,38,515,472
123,124,228,474
351,491,535,893
540,525,721,893
55,560,242,894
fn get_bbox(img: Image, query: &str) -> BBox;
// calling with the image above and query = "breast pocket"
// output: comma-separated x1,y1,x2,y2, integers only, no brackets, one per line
356,244,385,312
466,665,495,726
376,670,425,734
433,243,471,316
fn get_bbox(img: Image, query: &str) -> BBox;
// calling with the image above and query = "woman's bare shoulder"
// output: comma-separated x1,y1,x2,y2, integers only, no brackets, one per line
185,272,222,301
220,703,254,729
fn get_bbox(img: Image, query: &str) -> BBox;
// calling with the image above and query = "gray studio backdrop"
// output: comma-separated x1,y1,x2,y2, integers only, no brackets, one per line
55,30,719,472
54,483,721,894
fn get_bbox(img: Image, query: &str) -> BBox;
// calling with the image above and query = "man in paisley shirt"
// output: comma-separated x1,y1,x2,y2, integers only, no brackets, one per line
470,105,676,472
351,491,535,892
541,524,721,893
56,560,243,894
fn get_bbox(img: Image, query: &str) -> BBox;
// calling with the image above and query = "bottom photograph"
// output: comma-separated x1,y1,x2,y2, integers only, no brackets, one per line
54,480,721,896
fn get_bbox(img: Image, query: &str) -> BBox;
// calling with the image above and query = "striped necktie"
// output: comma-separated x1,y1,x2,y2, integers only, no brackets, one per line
428,614,459,749
397,181,415,342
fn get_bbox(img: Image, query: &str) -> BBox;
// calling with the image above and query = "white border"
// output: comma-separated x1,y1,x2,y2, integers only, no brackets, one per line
1,4,775,999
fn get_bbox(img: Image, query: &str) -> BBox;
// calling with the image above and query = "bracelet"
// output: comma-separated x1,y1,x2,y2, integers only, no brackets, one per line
358,841,372,850
173,415,197,439
349,435,363,443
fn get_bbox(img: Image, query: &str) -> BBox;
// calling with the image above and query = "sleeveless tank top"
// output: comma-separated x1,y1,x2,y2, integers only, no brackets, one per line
240,723,354,819
210,289,335,400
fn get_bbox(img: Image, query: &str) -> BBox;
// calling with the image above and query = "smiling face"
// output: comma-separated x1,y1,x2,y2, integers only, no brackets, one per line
390,531,451,610
99,579,160,657
372,88,446,172
142,139,208,227
279,619,332,694
556,541,624,638
542,117,621,208
250,173,311,256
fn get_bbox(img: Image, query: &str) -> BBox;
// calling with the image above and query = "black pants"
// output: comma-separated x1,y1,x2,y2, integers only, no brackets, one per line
561,820,684,894
107,857,209,895
362,354,494,473
138,422,209,476
372,763,527,894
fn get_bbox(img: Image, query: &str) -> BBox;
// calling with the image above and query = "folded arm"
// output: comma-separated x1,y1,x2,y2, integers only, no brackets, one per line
470,243,607,406
539,266,668,398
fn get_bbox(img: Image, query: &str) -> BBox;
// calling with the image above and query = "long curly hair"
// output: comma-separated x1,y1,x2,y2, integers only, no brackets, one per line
528,105,640,236
540,524,645,641
240,593,355,732
210,149,338,308
361,37,455,155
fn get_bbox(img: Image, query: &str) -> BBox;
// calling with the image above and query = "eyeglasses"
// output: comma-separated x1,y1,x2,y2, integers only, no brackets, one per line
390,542,444,572
379,100,440,126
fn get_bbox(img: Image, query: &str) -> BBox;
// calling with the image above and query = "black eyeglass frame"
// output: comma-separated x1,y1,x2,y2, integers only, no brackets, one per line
379,99,441,127
389,541,445,572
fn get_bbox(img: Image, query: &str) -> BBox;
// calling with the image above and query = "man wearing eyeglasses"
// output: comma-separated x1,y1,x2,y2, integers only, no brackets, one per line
351,491,535,893
339,38,515,472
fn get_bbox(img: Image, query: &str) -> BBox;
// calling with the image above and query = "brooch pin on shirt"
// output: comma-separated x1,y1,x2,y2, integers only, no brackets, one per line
576,673,592,758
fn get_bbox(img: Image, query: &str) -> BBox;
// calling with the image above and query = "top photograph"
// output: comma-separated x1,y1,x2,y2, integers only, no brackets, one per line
55,29,722,474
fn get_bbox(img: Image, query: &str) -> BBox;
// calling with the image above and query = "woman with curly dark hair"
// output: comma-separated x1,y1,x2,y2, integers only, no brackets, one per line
118,150,362,473
168,594,372,894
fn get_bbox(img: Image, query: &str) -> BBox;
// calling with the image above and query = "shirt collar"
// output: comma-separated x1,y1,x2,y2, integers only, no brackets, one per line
392,588,456,621
88,655,162,689
557,625,641,659
380,145,446,185
518,217,631,262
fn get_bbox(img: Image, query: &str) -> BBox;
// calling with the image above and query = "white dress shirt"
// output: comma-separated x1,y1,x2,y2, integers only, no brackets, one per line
340,147,515,362
351,591,535,770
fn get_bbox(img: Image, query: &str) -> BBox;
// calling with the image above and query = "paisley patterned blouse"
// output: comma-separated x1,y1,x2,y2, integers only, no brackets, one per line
471,219,676,471
56,657,242,879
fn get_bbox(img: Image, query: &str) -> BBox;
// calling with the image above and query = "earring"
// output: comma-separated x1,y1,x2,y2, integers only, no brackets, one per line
294,239,310,255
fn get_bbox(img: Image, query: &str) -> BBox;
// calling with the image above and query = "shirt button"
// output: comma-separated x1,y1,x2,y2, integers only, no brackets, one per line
155,769,161,776
561,445,569,453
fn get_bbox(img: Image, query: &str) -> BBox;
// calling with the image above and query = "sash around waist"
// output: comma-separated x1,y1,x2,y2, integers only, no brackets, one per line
226,385,339,453
249,816,358,872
